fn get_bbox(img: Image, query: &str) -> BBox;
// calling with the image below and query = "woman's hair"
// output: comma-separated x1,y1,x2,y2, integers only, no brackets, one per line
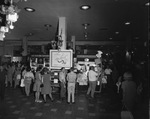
26,67,31,72
36,66,42,72
43,67,49,73
70,67,74,72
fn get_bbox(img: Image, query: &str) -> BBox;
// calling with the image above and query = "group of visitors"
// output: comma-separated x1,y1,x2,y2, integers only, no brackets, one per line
0,60,147,119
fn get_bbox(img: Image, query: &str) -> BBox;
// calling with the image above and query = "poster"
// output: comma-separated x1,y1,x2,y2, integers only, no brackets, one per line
50,50,73,69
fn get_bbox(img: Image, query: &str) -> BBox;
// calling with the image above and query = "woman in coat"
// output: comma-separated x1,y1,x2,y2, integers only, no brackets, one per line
41,68,53,103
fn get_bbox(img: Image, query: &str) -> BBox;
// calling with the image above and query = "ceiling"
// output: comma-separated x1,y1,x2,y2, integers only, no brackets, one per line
0,0,149,43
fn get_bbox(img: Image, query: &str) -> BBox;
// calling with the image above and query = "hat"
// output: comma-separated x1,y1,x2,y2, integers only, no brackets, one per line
123,72,132,80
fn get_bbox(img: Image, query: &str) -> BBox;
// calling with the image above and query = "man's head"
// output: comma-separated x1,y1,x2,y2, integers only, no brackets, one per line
123,72,132,80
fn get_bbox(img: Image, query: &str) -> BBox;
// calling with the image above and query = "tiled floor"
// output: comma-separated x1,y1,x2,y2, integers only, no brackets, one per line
0,86,148,119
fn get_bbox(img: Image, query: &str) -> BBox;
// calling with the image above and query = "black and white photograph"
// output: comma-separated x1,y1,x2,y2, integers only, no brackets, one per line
0,0,149,119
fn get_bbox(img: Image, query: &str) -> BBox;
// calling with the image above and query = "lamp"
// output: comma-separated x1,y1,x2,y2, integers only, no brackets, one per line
0,0,23,41
82,23,90,30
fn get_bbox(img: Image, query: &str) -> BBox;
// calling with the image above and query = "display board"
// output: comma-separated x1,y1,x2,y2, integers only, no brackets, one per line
50,50,73,69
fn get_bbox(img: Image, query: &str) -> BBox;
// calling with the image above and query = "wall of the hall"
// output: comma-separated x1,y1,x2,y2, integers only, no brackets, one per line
0,39,145,56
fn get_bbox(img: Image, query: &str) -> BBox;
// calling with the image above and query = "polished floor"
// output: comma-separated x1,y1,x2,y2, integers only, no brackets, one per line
0,85,148,119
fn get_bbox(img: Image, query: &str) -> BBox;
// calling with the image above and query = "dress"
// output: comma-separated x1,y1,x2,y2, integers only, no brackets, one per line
14,69,21,87
41,73,52,94
33,71,42,92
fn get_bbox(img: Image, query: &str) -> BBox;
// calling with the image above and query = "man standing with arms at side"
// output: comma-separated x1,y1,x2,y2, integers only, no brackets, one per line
67,67,77,104
0,63,7,101
86,66,98,98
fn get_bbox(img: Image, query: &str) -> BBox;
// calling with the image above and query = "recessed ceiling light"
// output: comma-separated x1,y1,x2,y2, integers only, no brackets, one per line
125,22,130,25
145,2,150,6
80,5,91,10
109,37,113,40
24,7,35,12
115,32,119,34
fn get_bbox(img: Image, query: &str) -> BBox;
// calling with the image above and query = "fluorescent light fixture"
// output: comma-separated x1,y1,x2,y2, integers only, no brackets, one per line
80,5,91,10
24,7,35,12
115,32,119,34
125,22,130,25
145,2,150,6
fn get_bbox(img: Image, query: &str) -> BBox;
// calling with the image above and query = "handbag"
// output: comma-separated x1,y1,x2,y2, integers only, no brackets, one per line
17,74,21,80
121,104,134,119
20,78,25,87
40,84,44,87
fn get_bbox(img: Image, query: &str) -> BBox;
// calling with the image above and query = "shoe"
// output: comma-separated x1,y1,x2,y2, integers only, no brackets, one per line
37,100,42,103
51,99,54,102
72,102,75,104
67,102,71,104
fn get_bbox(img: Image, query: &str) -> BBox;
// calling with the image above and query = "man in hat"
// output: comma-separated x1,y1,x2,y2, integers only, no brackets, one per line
121,72,137,113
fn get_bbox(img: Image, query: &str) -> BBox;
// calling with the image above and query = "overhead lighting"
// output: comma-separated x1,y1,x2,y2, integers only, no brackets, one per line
24,7,35,12
115,32,119,34
145,2,150,6
82,23,90,29
84,32,89,38
0,0,21,41
125,22,130,25
80,5,91,10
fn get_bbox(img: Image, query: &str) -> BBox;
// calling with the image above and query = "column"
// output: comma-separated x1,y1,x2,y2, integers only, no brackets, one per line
58,17,67,50
71,36,75,54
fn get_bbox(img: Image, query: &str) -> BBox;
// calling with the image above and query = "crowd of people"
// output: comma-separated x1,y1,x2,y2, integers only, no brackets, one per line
0,60,148,118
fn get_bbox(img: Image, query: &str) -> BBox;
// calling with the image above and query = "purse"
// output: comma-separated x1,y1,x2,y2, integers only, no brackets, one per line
20,78,25,87
40,84,44,87
121,104,134,119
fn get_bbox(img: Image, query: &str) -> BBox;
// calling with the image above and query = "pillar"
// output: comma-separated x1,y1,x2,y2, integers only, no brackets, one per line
71,36,75,54
58,17,67,50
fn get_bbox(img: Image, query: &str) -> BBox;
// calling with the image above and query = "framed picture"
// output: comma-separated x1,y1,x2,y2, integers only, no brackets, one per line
50,50,73,69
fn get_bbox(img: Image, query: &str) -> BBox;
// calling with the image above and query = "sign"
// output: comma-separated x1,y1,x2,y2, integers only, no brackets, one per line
50,50,73,69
